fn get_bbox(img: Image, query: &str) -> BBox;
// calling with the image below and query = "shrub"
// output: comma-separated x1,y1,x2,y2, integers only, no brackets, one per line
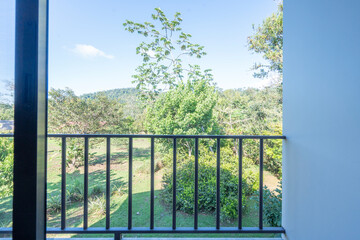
89,195,106,215
264,139,282,178
162,146,259,220
0,137,13,197
252,183,282,227
47,194,61,214
111,182,127,197
90,185,104,197
67,179,84,202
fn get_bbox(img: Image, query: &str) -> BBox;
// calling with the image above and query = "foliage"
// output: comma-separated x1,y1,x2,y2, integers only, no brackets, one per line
248,2,283,79
47,194,61,214
252,183,282,227
0,103,13,121
81,88,144,128
90,185,105,197
0,80,14,105
264,125,283,178
48,88,134,167
215,86,283,176
66,178,84,202
162,146,259,220
0,137,13,197
49,88,133,134
81,88,139,104
145,79,220,155
124,8,212,100
89,195,106,215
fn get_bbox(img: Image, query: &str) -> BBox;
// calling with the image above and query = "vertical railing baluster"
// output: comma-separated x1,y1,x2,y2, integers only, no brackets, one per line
238,138,243,229
84,137,89,229
128,137,133,229
172,138,177,230
61,137,66,230
150,137,155,229
259,139,264,229
216,137,221,229
106,137,111,229
194,138,199,229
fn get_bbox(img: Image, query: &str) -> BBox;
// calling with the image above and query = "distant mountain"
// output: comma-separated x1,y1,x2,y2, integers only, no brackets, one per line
81,88,139,104
81,88,143,119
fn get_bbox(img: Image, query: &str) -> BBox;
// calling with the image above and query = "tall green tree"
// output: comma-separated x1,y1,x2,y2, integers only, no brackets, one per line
48,88,132,135
0,137,13,197
248,2,283,79
123,8,212,100
146,79,219,155
48,88,133,166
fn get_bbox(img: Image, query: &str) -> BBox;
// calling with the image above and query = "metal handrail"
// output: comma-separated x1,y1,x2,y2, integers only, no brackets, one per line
0,133,286,239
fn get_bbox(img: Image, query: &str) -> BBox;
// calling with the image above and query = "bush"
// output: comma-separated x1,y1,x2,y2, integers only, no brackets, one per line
0,137,13,197
67,179,84,202
252,183,282,227
90,185,104,197
264,139,282,178
47,194,61,214
89,195,106,215
162,146,259,220
111,182,127,197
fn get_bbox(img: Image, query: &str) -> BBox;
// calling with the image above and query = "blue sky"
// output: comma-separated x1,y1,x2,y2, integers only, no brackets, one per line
1,0,278,95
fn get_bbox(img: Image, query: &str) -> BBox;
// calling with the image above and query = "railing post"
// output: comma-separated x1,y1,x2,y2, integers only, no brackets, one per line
106,137,111,229
172,137,177,230
216,137,221,229
84,137,89,229
259,139,264,229
194,138,199,229
150,137,155,229
238,138,243,229
128,137,133,229
61,137,67,230
114,233,122,240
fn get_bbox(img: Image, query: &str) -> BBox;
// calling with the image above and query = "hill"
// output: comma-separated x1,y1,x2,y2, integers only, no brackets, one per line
81,88,139,104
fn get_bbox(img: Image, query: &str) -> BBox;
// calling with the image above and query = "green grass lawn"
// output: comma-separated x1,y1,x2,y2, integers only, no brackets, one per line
0,138,280,238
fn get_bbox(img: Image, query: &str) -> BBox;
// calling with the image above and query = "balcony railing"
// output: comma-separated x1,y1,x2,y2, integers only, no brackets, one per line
0,133,286,239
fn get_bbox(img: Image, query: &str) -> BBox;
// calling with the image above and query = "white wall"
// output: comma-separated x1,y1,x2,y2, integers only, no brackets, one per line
283,1,360,239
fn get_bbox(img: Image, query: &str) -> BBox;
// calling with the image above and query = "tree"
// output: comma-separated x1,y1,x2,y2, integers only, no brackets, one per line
48,88,133,166
49,88,133,135
0,137,13,197
123,8,212,100
248,2,283,79
145,79,220,155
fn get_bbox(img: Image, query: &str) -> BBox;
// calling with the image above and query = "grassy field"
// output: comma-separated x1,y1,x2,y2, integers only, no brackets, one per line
0,138,281,239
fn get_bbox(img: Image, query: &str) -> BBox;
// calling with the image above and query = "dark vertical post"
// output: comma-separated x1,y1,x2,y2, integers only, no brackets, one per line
114,233,122,240
128,137,133,229
84,137,89,229
61,137,66,230
194,138,199,229
238,138,243,229
150,137,155,229
216,137,221,229
106,137,111,229
259,139,264,229
172,138,177,230
13,0,48,239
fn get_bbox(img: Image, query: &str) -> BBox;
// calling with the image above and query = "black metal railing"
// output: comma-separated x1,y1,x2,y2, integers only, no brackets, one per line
0,133,286,239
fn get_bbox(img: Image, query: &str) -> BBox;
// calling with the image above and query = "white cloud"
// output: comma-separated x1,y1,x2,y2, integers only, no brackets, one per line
71,44,114,59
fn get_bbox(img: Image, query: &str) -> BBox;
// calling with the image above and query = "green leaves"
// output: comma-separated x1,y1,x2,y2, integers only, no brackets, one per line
145,79,219,154
0,137,13,197
124,8,211,100
248,2,283,79
48,88,134,167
